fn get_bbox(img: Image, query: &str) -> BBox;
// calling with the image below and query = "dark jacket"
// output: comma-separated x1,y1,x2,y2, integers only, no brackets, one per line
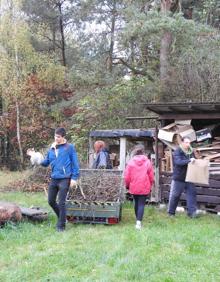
41,143,80,180
92,148,112,169
172,146,194,182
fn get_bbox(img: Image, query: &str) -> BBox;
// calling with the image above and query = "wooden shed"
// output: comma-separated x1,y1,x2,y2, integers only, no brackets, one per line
144,102,220,213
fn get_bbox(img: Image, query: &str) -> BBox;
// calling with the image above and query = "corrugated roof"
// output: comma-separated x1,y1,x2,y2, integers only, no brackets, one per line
144,103,220,119
89,129,154,138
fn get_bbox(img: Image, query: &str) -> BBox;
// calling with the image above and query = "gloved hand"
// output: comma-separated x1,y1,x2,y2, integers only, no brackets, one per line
27,148,44,165
190,158,195,163
70,179,77,188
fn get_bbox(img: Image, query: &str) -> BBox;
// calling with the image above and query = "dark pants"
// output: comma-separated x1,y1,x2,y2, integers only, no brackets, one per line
133,195,147,221
168,180,197,216
48,178,70,229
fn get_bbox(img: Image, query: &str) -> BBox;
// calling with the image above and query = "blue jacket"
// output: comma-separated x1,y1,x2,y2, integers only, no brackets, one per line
41,143,80,180
172,147,194,182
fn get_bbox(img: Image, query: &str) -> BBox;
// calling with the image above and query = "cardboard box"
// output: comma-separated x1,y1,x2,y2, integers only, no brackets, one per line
196,128,212,142
158,123,196,144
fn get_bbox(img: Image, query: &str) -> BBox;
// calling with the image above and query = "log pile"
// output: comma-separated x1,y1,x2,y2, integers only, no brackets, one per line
2,166,50,193
161,172,220,213
67,170,125,203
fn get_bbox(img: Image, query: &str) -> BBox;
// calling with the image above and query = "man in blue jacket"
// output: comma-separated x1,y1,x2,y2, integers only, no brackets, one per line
41,127,79,231
168,136,197,218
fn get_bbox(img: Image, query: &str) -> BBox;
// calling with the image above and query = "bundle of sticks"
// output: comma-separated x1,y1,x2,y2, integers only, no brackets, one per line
67,170,125,203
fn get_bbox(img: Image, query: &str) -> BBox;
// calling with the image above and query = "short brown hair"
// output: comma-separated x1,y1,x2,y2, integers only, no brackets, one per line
55,127,66,137
132,144,145,156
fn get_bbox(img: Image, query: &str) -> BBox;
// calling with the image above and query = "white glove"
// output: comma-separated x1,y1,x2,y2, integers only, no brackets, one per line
190,158,195,163
27,148,44,165
70,179,77,188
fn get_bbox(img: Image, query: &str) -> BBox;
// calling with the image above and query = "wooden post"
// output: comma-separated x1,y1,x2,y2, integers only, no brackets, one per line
119,137,126,170
88,137,94,168
152,122,160,202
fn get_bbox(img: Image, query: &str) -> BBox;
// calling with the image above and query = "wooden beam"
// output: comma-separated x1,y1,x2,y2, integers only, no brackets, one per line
126,116,158,120
159,113,220,120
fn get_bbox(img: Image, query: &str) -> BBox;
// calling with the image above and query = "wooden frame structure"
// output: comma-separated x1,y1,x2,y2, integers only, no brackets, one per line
143,102,220,212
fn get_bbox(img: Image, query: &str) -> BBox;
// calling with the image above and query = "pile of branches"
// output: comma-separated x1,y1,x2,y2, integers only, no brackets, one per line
3,166,50,193
67,170,125,203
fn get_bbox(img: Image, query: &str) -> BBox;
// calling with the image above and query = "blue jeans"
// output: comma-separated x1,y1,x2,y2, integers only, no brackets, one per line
48,178,70,229
168,180,197,216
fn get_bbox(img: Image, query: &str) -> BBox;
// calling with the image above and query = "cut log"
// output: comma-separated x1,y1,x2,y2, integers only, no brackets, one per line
0,202,22,224
20,207,48,221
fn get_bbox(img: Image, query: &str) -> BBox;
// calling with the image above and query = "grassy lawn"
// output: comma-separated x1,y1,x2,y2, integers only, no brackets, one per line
1,174,220,281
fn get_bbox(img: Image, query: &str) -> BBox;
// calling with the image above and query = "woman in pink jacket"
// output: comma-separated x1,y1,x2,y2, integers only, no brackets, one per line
124,145,154,230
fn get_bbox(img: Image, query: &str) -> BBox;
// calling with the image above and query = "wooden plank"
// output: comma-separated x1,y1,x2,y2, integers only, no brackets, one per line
119,137,126,170
159,113,220,120
196,187,220,197
204,153,220,160
160,184,171,192
161,172,172,177
160,176,172,184
197,147,220,151
209,167,220,171
163,191,220,204
196,142,220,148
160,179,220,189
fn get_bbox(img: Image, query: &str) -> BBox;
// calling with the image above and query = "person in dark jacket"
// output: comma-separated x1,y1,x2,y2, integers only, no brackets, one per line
92,140,112,169
168,136,197,218
39,127,79,231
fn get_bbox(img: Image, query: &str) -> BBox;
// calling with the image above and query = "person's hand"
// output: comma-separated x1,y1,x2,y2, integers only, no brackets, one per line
70,179,77,188
190,158,195,163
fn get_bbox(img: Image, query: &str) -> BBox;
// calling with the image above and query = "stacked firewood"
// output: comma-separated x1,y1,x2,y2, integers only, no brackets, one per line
195,141,220,174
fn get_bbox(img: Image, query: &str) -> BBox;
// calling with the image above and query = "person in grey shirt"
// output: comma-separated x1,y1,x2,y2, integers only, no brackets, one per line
92,140,112,169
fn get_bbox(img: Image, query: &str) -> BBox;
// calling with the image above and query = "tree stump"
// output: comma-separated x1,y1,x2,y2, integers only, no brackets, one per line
0,202,22,225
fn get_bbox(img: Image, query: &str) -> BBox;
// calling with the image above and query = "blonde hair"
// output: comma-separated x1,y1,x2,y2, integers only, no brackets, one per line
94,140,106,153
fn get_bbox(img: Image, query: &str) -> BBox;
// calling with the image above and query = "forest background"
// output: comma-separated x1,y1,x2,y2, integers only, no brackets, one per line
0,0,219,168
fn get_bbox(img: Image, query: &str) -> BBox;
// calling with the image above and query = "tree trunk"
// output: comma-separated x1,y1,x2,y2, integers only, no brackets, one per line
15,99,24,165
13,3,24,166
107,0,117,72
57,1,66,66
161,0,172,13
160,0,174,100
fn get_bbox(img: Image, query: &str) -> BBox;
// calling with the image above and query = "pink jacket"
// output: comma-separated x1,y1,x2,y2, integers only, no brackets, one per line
124,155,154,195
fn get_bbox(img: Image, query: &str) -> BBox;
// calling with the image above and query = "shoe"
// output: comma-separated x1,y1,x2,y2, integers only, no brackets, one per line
56,227,65,232
168,213,175,217
135,220,142,230
188,213,199,219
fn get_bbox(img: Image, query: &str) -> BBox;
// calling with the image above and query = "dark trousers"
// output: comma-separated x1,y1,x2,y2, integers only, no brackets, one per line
168,180,197,216
48,178,70,229
133,195,147,221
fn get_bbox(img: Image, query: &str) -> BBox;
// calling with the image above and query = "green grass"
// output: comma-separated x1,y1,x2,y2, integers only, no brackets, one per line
1,191,220,282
